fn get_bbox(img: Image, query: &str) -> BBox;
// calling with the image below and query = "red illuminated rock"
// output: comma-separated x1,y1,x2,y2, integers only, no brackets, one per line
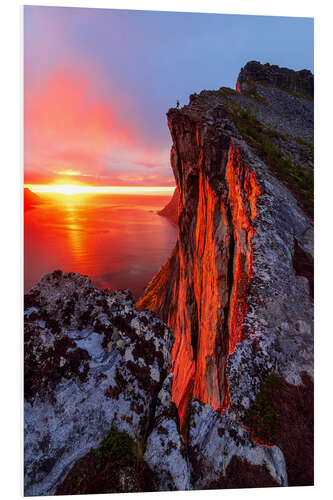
138,63,314,485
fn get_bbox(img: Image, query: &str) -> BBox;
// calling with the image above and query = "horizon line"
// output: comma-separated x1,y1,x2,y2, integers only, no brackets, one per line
25,184,176,196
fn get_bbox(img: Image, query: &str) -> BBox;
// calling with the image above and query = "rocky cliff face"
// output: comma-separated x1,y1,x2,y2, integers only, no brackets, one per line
158,187,179,225
137,62,313,484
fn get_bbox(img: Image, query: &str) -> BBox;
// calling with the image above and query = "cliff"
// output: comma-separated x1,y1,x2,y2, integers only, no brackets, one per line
24,62,314,493
158,187,179,225
137,62,313,485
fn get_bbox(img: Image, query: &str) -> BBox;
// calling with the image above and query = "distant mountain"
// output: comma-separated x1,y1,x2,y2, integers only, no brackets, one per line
158,188,179,225
24,187,42,210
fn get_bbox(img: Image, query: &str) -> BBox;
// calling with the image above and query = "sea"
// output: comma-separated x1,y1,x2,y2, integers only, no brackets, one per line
24,192,177,300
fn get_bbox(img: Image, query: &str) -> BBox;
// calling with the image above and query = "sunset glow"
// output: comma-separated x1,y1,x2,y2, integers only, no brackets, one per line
25,184,175,196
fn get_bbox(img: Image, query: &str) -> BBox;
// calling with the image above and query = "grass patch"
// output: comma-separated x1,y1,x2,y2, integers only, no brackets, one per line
56,424,155,495
293,135,314,153
243,373,282,445
90,425,137,469
256,80,313,101
231,107,313,218
241,80,267,104
76,475,84,488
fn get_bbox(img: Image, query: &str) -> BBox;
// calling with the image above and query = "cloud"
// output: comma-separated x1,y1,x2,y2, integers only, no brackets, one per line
24,66,174,186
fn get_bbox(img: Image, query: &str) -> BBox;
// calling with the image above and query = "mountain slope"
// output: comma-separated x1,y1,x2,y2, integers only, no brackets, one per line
137,61,313,485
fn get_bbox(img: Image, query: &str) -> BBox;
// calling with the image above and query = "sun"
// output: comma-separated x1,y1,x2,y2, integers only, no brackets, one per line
24,184,176,196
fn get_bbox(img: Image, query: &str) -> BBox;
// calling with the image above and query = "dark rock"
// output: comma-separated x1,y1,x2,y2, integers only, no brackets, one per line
236,60,313,97
158,187,180,225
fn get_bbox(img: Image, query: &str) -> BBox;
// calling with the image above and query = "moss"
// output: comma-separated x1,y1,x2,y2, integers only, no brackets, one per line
293,135,314,153
255,80,313,101
243,373,282,445
90,425,136,469
56,424,157,495
76,475,84,488
231,108,313,218
282,88,313,101
241,80,267,104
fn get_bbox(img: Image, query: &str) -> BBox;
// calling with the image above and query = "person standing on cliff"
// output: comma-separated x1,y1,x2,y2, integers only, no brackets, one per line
176,100,180,108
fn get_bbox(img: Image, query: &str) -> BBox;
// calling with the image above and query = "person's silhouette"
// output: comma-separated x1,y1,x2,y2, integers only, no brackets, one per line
176,100,180,108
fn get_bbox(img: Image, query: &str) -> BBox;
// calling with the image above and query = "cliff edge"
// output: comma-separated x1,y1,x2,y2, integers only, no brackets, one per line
137,61,313,487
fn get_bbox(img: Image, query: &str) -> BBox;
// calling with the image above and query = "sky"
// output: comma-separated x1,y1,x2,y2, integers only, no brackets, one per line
24,6,314,187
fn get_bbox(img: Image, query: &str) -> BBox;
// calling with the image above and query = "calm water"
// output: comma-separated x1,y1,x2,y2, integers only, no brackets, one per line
24,193,177,299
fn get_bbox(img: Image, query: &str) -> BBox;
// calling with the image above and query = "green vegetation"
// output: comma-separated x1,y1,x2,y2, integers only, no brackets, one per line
255,80,313,101
243,373,282,445
231,107,313,218
56,424,150,495
241,80,267,104
293,135,314,153
91,425,137,469
76,475,84,488
282,87,313,102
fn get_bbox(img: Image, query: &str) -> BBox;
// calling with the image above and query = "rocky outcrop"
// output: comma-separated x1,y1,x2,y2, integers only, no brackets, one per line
138,62,313,485
188,399,287,489
24,271,186,495
236,60,314,98
158,187,179,225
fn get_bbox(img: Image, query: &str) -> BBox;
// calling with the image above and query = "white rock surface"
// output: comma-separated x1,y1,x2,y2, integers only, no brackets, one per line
144,374,191,490
24,271,174,496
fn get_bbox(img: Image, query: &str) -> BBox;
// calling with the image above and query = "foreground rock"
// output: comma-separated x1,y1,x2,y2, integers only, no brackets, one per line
24,270,182,495
188,400,287,488
144,374,191,490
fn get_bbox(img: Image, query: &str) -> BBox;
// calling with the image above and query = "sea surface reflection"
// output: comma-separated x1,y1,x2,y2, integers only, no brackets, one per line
24,193,177,299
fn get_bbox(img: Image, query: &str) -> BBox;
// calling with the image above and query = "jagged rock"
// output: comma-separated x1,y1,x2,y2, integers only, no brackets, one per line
144,374,191,490
236,60,314,97
24,271,174,496
188,399,287,488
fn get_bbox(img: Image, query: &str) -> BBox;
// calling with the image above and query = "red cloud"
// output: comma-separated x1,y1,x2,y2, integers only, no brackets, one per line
24,66,174,186
25,68,134,183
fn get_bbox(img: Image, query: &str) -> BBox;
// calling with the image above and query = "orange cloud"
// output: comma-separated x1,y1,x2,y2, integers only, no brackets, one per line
25,68,133,183
24,66,174,187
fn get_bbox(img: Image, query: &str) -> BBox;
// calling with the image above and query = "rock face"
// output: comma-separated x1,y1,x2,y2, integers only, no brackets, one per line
236,60,314,98
138,62,313,484
24,271,189,495
158,187,180,225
